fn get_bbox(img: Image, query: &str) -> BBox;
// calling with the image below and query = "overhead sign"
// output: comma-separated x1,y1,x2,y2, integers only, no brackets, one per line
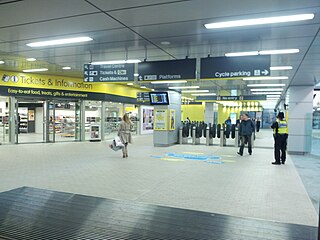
138,59,196,82
200,55,271,79
84,63,134,82
137,92,150,102
196,95,267,101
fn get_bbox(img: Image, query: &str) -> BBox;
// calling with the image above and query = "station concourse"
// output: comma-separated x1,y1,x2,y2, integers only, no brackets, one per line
0,0,319,239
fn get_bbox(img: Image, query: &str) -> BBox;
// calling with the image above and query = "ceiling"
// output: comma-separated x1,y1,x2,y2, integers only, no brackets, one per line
0,0,319,106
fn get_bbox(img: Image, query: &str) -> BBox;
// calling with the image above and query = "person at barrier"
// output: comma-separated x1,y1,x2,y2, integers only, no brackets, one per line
186,117,191,123
237,113,255,156
225,117,232,127
271,112,288,165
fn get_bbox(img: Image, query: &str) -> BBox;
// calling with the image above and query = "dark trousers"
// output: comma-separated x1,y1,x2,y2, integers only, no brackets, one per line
274,134,287,163
239,135,252,155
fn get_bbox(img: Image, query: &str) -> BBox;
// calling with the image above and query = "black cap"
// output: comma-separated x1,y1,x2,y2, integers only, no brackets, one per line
277,112,285,119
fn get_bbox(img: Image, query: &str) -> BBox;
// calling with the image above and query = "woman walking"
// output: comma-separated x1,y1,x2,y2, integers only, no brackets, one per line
118,114,132,158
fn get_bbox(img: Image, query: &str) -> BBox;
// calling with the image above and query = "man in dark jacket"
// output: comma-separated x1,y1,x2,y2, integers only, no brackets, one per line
237,113,255,156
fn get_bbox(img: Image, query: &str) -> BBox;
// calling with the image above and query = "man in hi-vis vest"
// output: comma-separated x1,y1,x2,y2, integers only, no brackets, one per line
271,112,288,165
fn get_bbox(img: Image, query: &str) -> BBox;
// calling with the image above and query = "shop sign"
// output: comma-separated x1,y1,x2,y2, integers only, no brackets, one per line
138,59,196,82
196,95,267,101
200,55,271,79
84,63,134,82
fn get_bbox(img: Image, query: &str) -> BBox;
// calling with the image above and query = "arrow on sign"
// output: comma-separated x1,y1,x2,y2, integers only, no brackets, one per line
262,69,269,75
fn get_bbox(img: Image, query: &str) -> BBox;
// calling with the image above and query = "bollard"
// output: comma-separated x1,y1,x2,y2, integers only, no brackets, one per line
206,127,210,146
192,126,196,145
179,127,183,144
235,128,239,147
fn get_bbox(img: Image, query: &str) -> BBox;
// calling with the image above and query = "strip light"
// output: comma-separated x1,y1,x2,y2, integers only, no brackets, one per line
26,58,36,62
27,36,93,47
127,83,133,85
191,93,216,96
151,80,187,84
169,86,200,89
181,90,209,93
270,66,293,70
140,86,146,89
23,68,48,72
0,61,4,64
225,51,258,57
260,49,299,55
91,59,141,65
251,88,283,91
247,84,285,87
204,13,314,29
243,76,288,80
62,66,71,70
252,92,282,95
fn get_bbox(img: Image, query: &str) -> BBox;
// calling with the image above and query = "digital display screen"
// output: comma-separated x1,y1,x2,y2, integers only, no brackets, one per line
149,92,169,105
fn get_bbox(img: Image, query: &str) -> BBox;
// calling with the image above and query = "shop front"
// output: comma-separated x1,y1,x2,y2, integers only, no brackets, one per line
0,71,145,144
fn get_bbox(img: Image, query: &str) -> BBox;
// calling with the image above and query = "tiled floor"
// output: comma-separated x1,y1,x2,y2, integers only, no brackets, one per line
0,129,318,227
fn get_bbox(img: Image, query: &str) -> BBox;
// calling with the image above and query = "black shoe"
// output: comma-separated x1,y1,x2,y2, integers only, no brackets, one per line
272,162,281,165
237,152,243,156
281,161,285,164
249,153,252,155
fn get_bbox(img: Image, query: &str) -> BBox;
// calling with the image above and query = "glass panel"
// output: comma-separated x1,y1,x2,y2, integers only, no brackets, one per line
0,96,9,144
104,102,122,140
84,101,102,141
75,101,81,141
54,102,76,142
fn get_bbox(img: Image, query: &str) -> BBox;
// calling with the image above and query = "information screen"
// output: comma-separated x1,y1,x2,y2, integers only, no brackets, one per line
149,92,169,105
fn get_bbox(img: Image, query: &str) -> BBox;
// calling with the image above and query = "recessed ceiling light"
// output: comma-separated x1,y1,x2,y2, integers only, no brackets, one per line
91,59,141,65
140,86,146,89
23,68,48,72
181,90,209,93
0,60,4,64
26,58,36,62
247,84,285,87
243,76,288,80
160,41,171,45
134,73,139,76
270,66,293,70
267,95,281,98
204,13,314,29
127,83,133,85
151,80,187,84
151,89,155,91
62,66,71,70
191,93,216,96
225,51,259,57
168,86,200,89
26,36,93,47
259,49,299,55
251,88,283,91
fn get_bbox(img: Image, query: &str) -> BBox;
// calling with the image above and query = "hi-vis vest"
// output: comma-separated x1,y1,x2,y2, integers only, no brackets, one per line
274,120,288,134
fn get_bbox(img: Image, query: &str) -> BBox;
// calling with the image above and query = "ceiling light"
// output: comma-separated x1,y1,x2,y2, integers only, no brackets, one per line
91,59,141,65
252,92,282,95
140,86,146,89
225,51,259,57
181,90,209,93
0,61,4,64
191,93,217,96
243,76,288,80
23,68,48,72
151,89,155,91
270,66,293,70
251,88,283,91
160,41,171,45
151,80,187,84
204,13,314,29
247,83,285,87
62,66,71,70
134,73,139,76
27,36,93,47
259,49,299,55
26,58,36,61
168,86,200,89
267,95,281,98
127,83,133,85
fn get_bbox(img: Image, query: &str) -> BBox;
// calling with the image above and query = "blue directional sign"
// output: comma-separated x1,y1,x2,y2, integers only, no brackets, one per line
84,63,134,82
200,55,271,79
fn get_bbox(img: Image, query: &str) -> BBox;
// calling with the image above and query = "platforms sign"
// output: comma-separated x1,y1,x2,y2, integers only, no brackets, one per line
200,55,271,79
84,63,134,82
138,59,196,82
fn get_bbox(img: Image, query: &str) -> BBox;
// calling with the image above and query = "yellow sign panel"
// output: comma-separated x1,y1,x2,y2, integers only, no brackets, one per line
154,109,167,130
0,70,142,98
